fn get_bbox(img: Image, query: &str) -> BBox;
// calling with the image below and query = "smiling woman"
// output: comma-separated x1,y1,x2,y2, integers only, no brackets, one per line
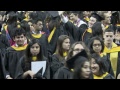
90,53,115,79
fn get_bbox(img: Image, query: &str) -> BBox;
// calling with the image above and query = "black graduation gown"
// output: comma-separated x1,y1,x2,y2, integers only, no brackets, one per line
63,21,79,42
103,73,115,79
53,66,73,79
76,24,88,41
0,34,10,55
48,26,65,56
0,51,5,79
4,46,26,78
2,24,17,40
15,56,50,79
81,29,92,45
50,54,65,79
107,52,120,78
28,33,48,58
103,55,114,76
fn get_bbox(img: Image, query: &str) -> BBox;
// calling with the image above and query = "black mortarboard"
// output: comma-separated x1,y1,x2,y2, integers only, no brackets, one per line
91,13,104,22
66,50,89,69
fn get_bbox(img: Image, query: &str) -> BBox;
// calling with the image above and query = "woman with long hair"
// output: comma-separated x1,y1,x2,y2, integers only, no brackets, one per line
15,39,50,79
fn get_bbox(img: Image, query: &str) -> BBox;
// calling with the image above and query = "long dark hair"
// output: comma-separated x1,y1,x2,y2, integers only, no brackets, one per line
24,39,44,70
91,53,107,76
6,11,18,27
91,21,103,39
55,35,70,60
73,56,93,79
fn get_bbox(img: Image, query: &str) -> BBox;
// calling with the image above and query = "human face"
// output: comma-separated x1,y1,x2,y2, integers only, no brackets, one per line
81,61,91,79
30,43,40,56
14,34,26,46
93,40,102,53
104,12,111,24
88,17,97,28
62,38,70,51
104,32,114,45
34,21,43,31
73,44,84,56
90,58,100,75
36,21,43,31
69,13,78,22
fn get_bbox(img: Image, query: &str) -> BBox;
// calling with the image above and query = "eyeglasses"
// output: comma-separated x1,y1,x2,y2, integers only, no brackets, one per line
93,44,101,47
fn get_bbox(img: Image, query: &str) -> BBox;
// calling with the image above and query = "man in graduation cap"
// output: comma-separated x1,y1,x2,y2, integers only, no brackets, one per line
46,11,67,56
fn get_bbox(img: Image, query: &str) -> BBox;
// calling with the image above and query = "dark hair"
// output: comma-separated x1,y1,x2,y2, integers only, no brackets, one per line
48,16,61,32
13,27,26,38
73,56,93,79
24,39,44,71
32,18,43,25
20,21,30,33
67,41,91,60
29,12,38,20
91,21,103,38
26,39,43,60
88,36,104,54
104,28,114,34
91,53,107,76
6,11,18,25
55,35,70,60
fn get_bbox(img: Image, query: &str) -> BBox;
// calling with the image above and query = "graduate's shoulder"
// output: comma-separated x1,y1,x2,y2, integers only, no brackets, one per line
104,73,115,79
6,46,14,51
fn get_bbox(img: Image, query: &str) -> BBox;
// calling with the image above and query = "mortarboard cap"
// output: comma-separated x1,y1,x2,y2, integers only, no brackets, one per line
66,50,89,69
91,12,104,22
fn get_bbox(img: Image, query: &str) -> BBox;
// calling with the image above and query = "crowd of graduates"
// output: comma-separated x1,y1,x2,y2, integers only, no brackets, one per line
0,11,120,79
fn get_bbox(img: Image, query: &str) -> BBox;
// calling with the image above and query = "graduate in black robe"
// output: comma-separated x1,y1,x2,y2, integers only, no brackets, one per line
79,12,104,44
0,24,10,55
15,39,50,79
4,27,27,79
60,11,88,42
27,19,48,58
91,53,115,79
46,12,66,56
2,11,18,41
88,36,114,76
53,66,73,79
50,35,70,79
53,50,91,79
